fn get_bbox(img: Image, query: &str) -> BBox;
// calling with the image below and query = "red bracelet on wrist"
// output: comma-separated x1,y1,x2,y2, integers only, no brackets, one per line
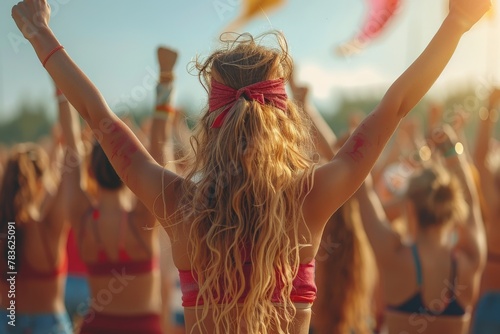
42,45,64,68
155,105,175,113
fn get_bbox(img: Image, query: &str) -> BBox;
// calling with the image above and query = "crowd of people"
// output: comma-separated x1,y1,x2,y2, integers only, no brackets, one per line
1,0,499,333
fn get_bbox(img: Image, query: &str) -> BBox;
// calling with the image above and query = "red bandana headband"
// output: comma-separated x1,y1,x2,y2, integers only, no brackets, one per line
208,78,288,128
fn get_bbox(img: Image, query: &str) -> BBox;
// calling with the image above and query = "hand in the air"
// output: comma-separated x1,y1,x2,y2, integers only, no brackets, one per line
12,0,51,40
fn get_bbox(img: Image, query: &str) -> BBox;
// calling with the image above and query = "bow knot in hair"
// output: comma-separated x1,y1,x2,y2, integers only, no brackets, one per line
236,88,265,104
208,78,288,128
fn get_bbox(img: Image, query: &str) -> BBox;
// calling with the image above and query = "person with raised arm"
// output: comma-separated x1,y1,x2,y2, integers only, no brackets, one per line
0,140,71,333
54,46,179,334
289,74,337,161
155,46,187,334
471,88,500,333
310,198,377,334
11,0,490,332
354,125,486,334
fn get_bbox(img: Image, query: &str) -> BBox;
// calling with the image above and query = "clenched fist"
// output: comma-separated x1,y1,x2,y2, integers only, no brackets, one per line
12,0,51,40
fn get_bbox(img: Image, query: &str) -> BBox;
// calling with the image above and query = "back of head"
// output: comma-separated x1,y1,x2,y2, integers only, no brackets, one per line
0,143,48,223
0,143,48,269
90,142,123,191
406,164,467,229
182,32,315,333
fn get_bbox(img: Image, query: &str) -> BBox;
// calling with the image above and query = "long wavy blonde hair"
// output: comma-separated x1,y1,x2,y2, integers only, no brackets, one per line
312,199,376,334
179,32,315,333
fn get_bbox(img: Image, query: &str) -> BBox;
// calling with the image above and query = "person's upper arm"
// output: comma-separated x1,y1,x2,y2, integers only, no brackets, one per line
455,203,487,272
353,177,402,260
43,177,71,234
447,154,487,271
472,148,498,221
93,115,181,226
305,105,402,225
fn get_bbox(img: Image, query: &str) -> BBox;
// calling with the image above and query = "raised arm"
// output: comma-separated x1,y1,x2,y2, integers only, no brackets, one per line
305,0,491,226
353,174,402,262
438,125,486,269
11,1,181,223
472,89,500,211
55,87,91,216
149,47,178,171
290,75,337,161
133,46,179,228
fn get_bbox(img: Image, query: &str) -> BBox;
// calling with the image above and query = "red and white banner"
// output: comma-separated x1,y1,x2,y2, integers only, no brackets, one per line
338,0,402,56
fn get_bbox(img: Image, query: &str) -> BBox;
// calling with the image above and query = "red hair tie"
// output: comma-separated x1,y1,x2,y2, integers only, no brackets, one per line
208,78,288,128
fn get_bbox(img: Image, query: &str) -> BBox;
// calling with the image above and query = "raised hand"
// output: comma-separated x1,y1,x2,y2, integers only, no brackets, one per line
428,103,444,130
12,0,51,40
489,88,500,108
289,72,309,105
448,0,491,32
158,47,178,83
434,123,460,156
290,85,309,106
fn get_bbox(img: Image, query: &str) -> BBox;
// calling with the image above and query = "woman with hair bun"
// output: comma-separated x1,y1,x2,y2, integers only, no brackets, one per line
354,125,486,334
11,0,490,332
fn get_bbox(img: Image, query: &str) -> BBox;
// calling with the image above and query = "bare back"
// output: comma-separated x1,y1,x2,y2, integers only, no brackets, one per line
381,243,479,333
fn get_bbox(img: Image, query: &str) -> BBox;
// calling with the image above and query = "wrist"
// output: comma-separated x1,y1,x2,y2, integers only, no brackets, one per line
28,26,54,46
159,71,174,84
156,82,174,106
443,12,470,35
29,27,62,63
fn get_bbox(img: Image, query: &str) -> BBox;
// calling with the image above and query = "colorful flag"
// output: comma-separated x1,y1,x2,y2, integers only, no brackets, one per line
224,0,286,32
337,0,402,56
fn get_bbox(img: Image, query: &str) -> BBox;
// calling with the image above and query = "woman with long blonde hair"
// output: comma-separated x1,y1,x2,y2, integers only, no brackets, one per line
11,0,490,332
311,198,376,334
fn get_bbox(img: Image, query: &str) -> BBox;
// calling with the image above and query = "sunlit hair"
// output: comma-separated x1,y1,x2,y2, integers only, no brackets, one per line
406,164,468,229
312,199,376,334
90,142,123,190
0,143,48,271
179,31,315,333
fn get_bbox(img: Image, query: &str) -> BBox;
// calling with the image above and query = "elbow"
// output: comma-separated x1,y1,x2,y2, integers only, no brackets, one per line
397,99,415,118
380,87,407,119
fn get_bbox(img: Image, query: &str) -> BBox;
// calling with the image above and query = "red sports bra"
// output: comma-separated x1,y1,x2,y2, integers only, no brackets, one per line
80,208,157,276
179,259,317,307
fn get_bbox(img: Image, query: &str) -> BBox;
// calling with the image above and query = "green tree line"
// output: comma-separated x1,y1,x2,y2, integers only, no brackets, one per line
0,85,497,145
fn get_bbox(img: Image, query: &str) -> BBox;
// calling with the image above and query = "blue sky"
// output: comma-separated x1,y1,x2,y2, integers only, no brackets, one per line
1,0,499,123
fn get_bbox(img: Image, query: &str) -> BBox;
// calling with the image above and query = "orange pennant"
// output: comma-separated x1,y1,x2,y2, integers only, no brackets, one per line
224,0,286,32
